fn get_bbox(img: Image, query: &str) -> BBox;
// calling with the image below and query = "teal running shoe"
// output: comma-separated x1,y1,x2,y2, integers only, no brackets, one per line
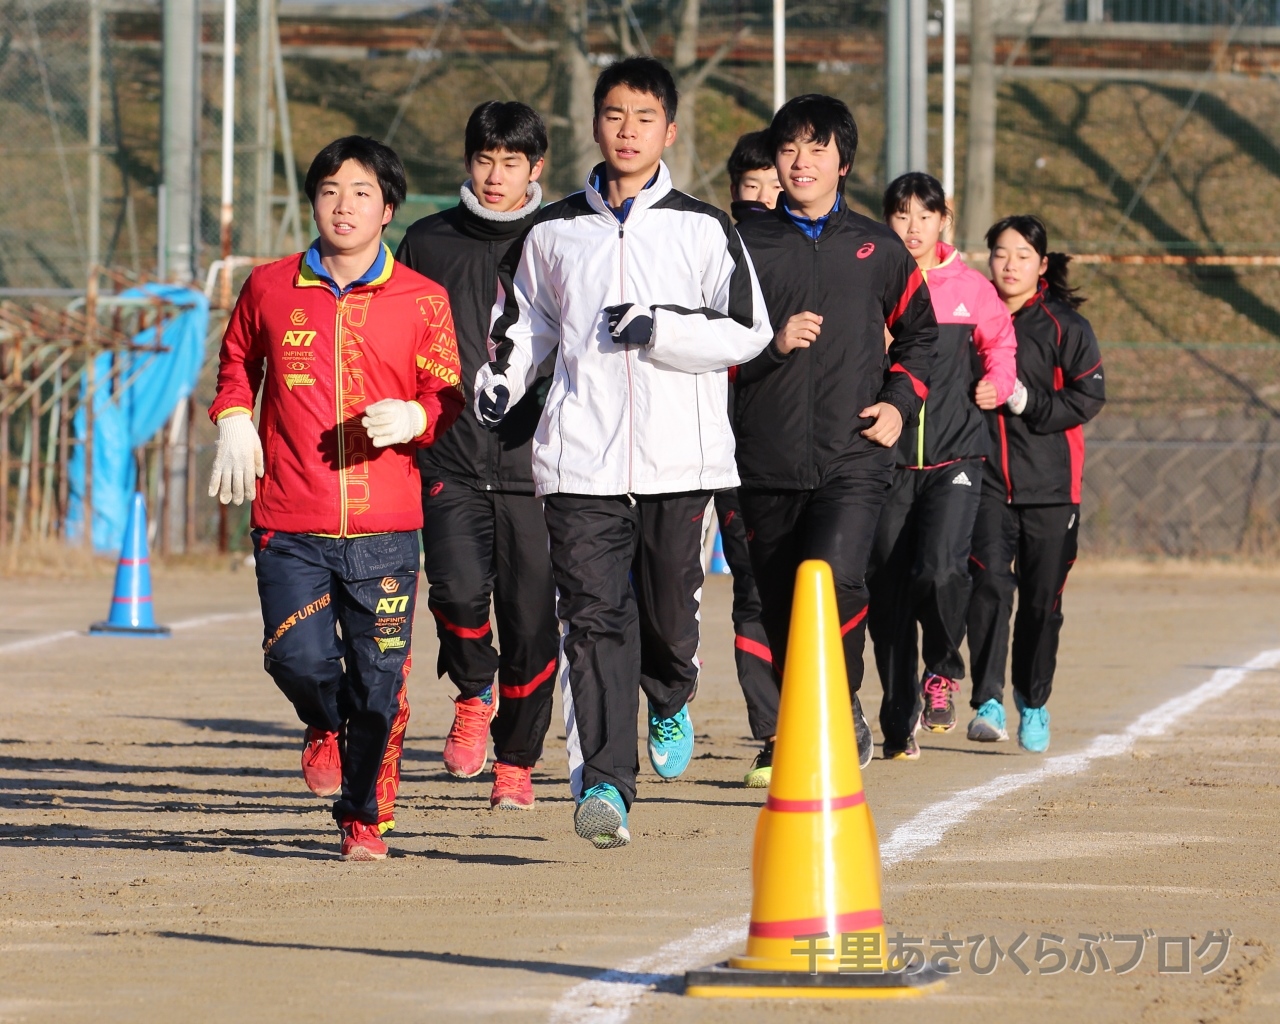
574,783,630,849
647,703,694,779
967,699,1009,742
1017,702,1050,753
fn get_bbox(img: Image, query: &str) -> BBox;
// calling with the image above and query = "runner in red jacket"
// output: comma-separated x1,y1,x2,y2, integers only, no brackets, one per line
208,136,463,861
868,172,1017,761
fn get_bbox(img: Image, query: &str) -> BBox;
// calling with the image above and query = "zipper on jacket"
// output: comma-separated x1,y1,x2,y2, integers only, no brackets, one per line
997,412,1013,504
335,298,348,534
486,239,498,491
619,223,635,493
916,401,926,468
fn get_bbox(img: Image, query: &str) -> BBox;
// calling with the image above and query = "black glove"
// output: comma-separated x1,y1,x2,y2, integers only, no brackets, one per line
604,303,655,347
476,378,511,429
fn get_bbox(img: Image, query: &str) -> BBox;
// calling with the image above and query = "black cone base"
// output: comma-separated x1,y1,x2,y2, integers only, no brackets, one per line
89,621,171,637
685,962,946,999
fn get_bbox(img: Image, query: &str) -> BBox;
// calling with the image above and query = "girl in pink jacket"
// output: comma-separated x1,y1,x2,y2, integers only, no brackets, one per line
867,171,1017,760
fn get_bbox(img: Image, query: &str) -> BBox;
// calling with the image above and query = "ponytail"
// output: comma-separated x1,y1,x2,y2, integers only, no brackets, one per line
985,214,1087,308
1044,251,1085,309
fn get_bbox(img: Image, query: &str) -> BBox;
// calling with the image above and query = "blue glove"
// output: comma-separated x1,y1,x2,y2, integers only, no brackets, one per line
604,303,655,347
475,373,511,429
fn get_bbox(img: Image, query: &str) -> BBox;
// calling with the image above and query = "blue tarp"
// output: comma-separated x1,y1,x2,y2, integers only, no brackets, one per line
66,285,210,553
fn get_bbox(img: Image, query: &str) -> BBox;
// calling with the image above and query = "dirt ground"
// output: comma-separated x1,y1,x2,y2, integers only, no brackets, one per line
1,560,1279,1023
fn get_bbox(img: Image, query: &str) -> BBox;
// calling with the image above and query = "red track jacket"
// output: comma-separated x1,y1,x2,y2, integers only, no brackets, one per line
209,246,464,536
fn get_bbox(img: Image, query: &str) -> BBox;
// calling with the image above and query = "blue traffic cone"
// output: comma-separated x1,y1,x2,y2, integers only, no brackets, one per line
90,492,170,637
710,525,731,575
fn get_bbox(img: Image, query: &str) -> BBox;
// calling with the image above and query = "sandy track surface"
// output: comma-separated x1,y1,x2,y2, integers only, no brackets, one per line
1,564,1278,1023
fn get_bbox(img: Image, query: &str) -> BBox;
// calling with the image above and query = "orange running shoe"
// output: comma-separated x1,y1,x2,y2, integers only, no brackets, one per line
490,762,535,810
301,727,341,797
442,688,497,778
339,819,388,861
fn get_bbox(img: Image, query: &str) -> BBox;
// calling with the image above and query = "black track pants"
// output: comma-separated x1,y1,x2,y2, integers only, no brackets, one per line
966,488,1079,711
715,489,781,741
421,478,558,768
254,529,419,825
544,492,709,808
867,459,983,745
739,454,892,706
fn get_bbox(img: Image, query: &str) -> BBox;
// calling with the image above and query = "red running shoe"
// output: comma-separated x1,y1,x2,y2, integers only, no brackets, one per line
490,762,535,810
339,819,387,861
443,690,497,778
301,727,341,796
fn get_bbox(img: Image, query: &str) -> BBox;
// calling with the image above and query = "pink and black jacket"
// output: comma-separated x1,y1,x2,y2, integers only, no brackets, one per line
895,241,1017,468
985,280,1106,505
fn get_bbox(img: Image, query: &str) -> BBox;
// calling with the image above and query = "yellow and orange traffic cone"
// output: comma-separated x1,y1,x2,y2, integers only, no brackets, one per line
685,559,943,998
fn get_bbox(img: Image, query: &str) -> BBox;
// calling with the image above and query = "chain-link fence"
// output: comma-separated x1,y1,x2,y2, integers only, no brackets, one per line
2,0,1279,555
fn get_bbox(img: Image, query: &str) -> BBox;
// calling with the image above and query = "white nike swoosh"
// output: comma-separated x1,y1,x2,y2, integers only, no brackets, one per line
650,746,669,765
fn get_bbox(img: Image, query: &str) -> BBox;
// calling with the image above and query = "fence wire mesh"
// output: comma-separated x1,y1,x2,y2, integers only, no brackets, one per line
1,0,1279,555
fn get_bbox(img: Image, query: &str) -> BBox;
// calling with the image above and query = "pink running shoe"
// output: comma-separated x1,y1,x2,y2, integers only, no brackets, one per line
921,674,959,733
443,690,497,778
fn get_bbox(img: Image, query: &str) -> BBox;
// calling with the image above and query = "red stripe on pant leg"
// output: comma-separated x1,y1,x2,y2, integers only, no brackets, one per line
431,606,492,639
734,634,773,663
499,657,557,700
840,606,868,637
969,554,986,571
376,674,411,826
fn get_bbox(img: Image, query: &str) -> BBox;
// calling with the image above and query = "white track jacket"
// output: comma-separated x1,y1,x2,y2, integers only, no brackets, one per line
479,162,773,497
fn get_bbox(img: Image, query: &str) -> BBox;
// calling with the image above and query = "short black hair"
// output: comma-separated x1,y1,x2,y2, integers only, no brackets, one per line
304,136,407,212
727,130,775,187
593,56,678,123
768,94,859,172
464,101,548,166
883,171,948,220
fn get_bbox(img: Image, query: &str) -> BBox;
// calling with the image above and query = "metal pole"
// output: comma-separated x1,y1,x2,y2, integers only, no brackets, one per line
185,397,196,552
942,0,956,198
962,0,996,250
271,4,304,253
220,0,236,287
772,0,785,112
87,0,103,278
907,0,928,172
161,0,199,281
254,0,274,255
884,0,907,181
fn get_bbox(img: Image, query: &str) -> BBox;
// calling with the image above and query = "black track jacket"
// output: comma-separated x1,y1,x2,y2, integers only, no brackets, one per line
984,281,1106,505
733,203,938,490
396,186,548,493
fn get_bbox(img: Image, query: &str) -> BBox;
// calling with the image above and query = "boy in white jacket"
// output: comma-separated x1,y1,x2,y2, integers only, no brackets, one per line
475,57,773,848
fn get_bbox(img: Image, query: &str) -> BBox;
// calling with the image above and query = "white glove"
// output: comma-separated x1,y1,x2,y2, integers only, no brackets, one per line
361,398,428,448
1006,378,1028,416
207,413,264,506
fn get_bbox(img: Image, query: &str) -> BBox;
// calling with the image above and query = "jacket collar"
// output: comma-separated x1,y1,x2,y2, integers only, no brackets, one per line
781,192,843,240
297,241,394,295
584,161,671,223
1013,278,1050,317
456,180,543,242
920,239,962,283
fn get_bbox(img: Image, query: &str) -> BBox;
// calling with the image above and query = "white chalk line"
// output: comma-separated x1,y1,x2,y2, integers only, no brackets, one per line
0,611,260,655
547,647,1280,1024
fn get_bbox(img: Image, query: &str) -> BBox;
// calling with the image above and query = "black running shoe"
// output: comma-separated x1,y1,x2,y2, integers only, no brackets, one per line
744,739,774,788
853,695,873,769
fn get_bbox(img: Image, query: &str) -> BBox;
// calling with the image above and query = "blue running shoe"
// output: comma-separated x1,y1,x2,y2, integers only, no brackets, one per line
1017,704,1050,753
574,783,630,849
648,703,694,779
967,699,1008,742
